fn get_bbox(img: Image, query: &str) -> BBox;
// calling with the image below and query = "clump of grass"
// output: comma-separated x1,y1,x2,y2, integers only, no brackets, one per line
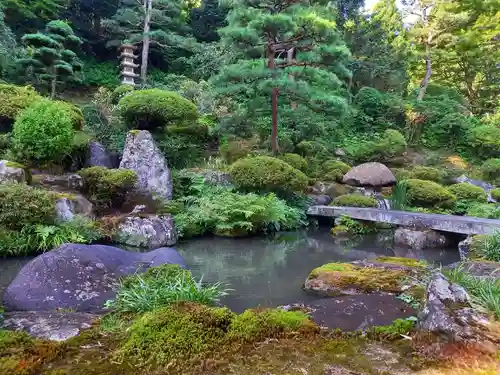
446,266,500,320
390,181,409,211
105,264,231,314
480,231,500,262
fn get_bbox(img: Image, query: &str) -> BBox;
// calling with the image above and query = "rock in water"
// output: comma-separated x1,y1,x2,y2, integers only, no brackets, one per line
115,214,178,249
86,141,114,168
342,162,396,187
394,227,450,250
2,243,186,312
0,160,26,184
119,130,172,201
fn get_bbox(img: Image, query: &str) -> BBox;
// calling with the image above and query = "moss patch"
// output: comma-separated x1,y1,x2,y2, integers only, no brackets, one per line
374,256,428,268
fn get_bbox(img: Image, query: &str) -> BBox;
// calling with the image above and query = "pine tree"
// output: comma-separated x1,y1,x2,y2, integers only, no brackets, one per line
18,20,83,98
0,6,16,78
189,0,228,43
212,0,351,153
103,0,192,82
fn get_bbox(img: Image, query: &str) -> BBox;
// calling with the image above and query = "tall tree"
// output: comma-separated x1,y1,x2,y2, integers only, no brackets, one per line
103,0,193,82
189,0,227,42
3,0,67,34
213,0,351,153
18,20,83,98
0,6,16,78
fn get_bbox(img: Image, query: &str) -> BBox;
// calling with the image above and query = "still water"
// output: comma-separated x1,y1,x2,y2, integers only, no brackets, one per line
0,230,460,312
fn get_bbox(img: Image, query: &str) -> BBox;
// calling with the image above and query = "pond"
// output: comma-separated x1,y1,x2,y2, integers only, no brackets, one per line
0,229,460,312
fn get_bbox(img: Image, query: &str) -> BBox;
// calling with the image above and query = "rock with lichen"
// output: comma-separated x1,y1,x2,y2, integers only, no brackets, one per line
0,160,27,184
394,227,451,250
303,257,427,297
115,214,178,249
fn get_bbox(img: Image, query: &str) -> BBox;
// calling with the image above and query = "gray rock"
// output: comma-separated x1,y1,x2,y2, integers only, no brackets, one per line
119,130,172,201
35,174,84,191
115,214,178,249
2,311,97,341
458,236,473,260
198,169,232,186
55,194,93,222
0,160,26,184
454,175,496,202
418,273,490,341
308,194,332,206
86,141,114,168
343,162,396,187
394,227,449,250
3,243,186,312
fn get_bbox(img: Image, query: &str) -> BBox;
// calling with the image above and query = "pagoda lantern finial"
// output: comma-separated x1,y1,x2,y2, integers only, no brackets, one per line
119,44,139,86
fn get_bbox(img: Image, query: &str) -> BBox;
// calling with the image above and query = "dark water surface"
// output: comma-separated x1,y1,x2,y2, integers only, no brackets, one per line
0,230,460,312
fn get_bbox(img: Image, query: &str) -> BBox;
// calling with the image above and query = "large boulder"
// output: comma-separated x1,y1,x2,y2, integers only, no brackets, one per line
342,162,396,187
394,227,450,250
119,130,172,201
86,141,114,168
2,243,186,312
115,214,178,249
418,273,491,342
2,311,97,341
0,160,27,184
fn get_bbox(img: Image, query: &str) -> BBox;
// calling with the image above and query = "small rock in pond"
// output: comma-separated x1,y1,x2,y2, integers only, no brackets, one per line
115,214,178,249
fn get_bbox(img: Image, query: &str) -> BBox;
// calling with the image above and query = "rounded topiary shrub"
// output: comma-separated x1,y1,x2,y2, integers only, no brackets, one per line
111,84,135,104
491,188,500,201
0,84,42,132
405,179,456,209
331,194,378,208
480,158,500,184
448,183,488,203
279,153,308,172
229,156,308,194
323,160,351,174
409,166,444,183
11,99,75,164
295,141,327,157
469,126,500,159
119,89,199,130
0,183,57,230
55,100,85,130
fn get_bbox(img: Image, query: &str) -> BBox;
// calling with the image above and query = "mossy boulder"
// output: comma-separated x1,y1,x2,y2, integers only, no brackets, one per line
331,194,378,208
325,182,356,199
448,183,488,203
404,179,456,209
408,166,444,183
322,160,351,182
304,258,425,296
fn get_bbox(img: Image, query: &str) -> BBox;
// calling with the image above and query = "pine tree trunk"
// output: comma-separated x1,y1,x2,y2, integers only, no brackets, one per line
267,39,279,155
141,0,153,83
417,38,432,101
50,76,56,99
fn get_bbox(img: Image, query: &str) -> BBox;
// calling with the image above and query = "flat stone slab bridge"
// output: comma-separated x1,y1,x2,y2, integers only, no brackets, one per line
307,206,500,235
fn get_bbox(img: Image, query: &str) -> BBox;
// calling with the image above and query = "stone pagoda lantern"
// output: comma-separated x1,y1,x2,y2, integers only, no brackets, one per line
119,44,139,86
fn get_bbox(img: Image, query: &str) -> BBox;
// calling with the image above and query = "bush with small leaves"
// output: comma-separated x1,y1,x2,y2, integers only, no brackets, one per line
469,126,500,159
278,153,308,172
466,203,500,219
480,158,500,184
78,166,137,210
448,183,488,203
55,100,84,130
405,179,456,209
491,188,500,201
230,156,308,194
295,140,328,157
409,166,444,183
119,89,199,130
11,99,75,164
111,84,134,104
331,194,378,208
0,84,42,131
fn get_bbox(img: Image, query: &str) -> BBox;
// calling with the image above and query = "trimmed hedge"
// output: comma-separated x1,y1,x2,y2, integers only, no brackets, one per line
119,89,199,130
279,153,308,172
0,84,42,131
229,156,308,194
11,99,75,164
331,194,378,208
448,183,488,203
405,179,456,209
111,84,135,104
408,166,443,183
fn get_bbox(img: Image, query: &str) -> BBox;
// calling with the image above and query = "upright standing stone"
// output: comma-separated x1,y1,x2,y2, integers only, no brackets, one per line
86,141,114,168
119,130,172,201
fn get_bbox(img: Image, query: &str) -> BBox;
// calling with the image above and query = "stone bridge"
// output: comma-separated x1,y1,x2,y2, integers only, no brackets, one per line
307,206,500,235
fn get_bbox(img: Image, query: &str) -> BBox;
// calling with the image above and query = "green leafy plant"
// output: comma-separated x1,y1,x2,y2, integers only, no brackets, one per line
469,126,500,159
331,194,378,208
105,264,231,314
119,88,199,130
390,181,409,211
111,84,134,104
82,59,121,88
480,158,500,184
404,179,456,209
473,231,500,262
466,203,500,219
0,83,41,131
229,156,308,195
11,99,75,164
337,215,376,235
408,166,444,183
491,188,500,201
278,153,308,172
446,266,500,320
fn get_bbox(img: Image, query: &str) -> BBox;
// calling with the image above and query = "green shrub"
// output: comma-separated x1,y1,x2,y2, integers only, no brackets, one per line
119,89,199,130
448,183,488,203
422,113,473,150
480,158,500,184
295,140,328,157
491,188,500,201
278,153,308,172
0,83,41,131
393,168,412,181
405,179,456,209
323,160,351,174
219,137,259,164
11,99,75,164
230,156,308,194
82,104,127,153
111,84,134,104
82,59,120,88
78,166,137,209
323,169,344,183
105,264,230,313
0,183,56,230
175,184,304,238
466,203,500,219
331,194,378,208
469,126,500,159
55,100,84,130
346,129,407,162
409,166,443,183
